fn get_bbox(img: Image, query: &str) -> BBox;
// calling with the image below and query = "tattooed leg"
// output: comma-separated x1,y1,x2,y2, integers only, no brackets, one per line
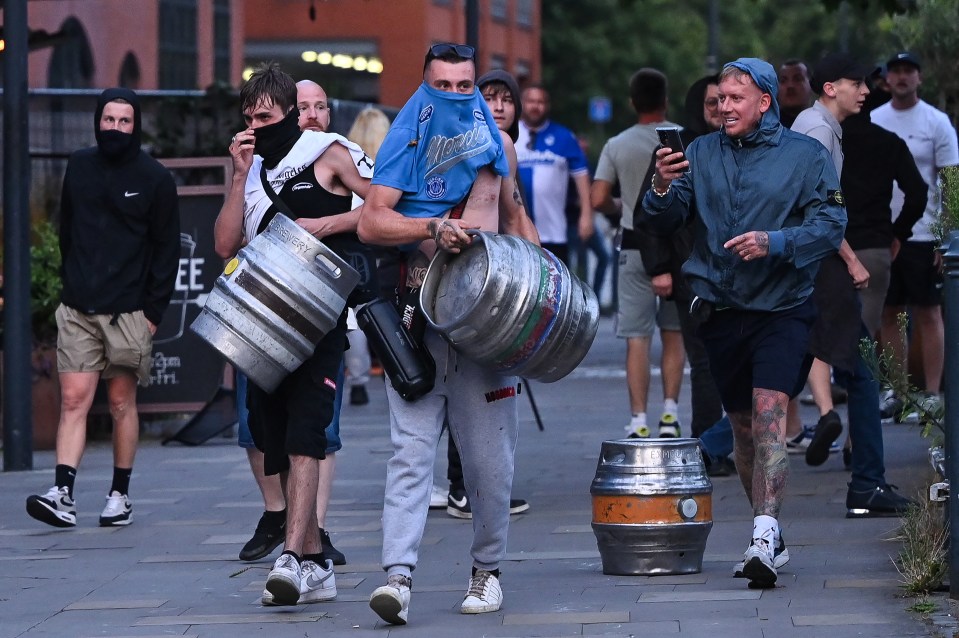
751,388,789,518
729,410,755,505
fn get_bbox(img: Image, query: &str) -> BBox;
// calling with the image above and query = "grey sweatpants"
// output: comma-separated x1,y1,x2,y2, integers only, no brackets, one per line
381,329,519,578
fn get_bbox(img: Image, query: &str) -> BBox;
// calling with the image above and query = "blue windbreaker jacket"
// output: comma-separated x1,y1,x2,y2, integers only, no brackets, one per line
642,58,846,312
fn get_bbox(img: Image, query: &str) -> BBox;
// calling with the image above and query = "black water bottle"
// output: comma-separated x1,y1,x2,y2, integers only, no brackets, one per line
356,298,435,402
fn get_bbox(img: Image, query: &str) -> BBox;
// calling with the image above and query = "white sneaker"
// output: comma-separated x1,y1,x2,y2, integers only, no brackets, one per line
429,485,448,509
733,534,789,577
26,486,77,528
99,491,133,527
461,570,502,614
262,558,336,605
740,532,778,587
265,553,302,606
370,574,412,625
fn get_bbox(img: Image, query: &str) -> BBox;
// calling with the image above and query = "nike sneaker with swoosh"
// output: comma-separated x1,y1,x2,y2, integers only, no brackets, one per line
261,559,336,605
264,553,302,606
26,486,77,528
99,491,133,526
447,489,529,519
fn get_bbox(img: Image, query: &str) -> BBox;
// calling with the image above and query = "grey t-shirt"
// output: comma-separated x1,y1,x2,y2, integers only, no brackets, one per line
595,121,678,230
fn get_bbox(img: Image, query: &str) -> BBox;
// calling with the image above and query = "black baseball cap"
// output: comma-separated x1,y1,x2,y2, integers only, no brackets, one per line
886,51,921,71
811,53,874,94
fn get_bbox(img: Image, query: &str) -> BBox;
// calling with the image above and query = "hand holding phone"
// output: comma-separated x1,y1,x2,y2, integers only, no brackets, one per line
656,127,688,173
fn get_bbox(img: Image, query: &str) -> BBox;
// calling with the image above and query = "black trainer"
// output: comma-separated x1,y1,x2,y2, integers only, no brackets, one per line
239,511,285,561
350,385,370,406
846,483,914,518
805,410,842,467
320,528,346,565
447,489,529,519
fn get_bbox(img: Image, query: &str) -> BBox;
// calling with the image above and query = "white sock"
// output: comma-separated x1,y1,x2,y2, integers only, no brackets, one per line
625,413,647,433
753,515,779,541
663,398,679,417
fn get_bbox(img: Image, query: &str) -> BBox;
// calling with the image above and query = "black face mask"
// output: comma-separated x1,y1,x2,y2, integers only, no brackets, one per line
254,108,301,169
97,129,136,161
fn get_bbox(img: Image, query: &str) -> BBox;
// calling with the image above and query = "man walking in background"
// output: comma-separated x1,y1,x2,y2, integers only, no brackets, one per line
26,88,180,529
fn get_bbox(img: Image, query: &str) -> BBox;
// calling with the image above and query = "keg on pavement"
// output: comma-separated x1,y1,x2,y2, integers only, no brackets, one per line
590,438,713,576
191,214,360,393
419,231,599,382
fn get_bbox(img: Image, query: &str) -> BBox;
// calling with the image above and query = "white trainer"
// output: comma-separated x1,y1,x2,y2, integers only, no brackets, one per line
26,486,77,528
262,558,336,605
99,491,133,527
369,574,411,625
265,553,301,606
461,570,502,614
740,531,778,587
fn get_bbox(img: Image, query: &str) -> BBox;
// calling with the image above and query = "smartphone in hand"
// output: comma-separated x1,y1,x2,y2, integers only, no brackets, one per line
656,126,688,173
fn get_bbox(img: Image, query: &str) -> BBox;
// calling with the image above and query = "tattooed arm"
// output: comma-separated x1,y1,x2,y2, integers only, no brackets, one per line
497,132,540,244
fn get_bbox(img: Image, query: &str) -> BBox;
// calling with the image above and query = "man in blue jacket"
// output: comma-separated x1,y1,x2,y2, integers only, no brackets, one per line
642,58,846,588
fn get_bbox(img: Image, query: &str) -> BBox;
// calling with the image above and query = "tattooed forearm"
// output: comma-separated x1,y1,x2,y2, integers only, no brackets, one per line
512,183,522,207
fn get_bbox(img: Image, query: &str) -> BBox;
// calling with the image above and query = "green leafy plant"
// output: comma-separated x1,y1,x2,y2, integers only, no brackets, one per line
30,219,62,343
934,165,959,247
893,490,948,595
859,312,944,439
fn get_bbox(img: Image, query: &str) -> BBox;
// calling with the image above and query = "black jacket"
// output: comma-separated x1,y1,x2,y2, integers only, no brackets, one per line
841,112,927,250
59,89,180,325
633,75,717,301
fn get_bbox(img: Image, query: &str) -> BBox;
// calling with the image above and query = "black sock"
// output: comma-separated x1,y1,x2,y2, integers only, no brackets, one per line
55,464,77,499
304,552,326,565
110,467,132,496
281,549,301,564
263,508,286,527
471,566,500,578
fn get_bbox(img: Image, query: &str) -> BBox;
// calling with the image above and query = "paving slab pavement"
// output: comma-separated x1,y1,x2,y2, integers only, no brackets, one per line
0,317,938,637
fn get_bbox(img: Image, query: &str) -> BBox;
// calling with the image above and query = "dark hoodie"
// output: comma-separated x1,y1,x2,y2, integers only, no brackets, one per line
59,88,180,326
681,74,720,141
643,58,846,311
476,69,522,142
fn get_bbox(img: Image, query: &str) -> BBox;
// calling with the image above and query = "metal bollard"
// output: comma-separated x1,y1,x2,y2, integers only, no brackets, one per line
943,231,959,599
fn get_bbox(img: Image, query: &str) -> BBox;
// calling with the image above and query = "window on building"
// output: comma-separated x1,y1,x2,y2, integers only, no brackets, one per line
118,52,142,89
47,17,94,88
159,0,198,89
213,0,231,84
491,0,508,21
517,0,533,27
490,54,507,70
515,60,531,85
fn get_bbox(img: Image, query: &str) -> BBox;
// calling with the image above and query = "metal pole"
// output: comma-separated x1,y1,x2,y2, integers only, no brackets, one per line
465,0,479,53
943,231,959,599
706,0,719,74
2,0,34,471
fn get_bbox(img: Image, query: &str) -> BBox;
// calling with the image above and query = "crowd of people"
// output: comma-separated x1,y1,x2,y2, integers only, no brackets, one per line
23,40,957,617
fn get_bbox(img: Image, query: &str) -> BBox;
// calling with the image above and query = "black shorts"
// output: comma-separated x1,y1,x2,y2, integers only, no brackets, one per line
885,241,942,307
697,298,816,414
247,325,346,476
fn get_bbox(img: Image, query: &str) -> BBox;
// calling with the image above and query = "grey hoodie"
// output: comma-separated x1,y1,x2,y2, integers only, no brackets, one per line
642,57,846,312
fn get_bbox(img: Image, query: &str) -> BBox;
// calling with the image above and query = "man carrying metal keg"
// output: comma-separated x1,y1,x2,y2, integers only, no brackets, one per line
217,63,373,606
641,58,846,588
357,43,538,624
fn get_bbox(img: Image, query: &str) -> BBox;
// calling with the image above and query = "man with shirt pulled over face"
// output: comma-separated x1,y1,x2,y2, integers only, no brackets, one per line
26,88,180,532
641,58,846,589
358,43,537,626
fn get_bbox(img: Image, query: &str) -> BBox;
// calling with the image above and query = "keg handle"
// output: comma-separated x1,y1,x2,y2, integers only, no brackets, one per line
312,252,344,279
601,452,627,465
419,229,489,331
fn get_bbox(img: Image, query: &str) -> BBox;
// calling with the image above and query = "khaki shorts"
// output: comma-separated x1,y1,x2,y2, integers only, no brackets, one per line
615,249,681,338
56,304,153,386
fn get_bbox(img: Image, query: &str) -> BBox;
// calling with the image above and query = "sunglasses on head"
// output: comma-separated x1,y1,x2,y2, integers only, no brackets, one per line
426,43,476,63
